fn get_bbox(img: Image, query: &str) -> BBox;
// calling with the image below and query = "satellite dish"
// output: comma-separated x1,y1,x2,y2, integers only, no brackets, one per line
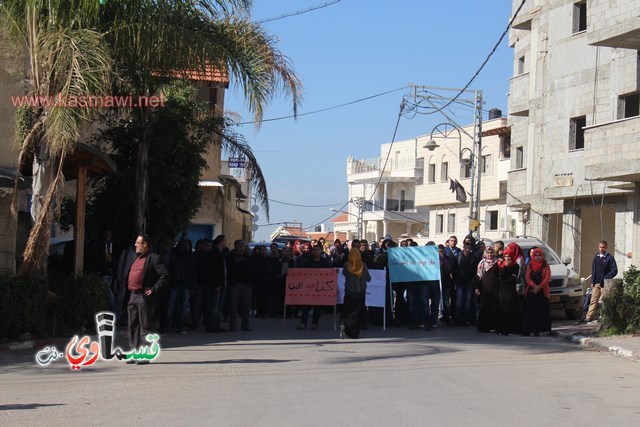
251,204,259,213
252,224,259,232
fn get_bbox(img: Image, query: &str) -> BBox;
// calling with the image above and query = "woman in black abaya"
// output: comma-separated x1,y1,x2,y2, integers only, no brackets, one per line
341,246,371,339
495,248,520,335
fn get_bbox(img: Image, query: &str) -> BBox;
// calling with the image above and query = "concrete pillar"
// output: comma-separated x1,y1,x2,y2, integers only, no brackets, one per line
562,208,581,276
633,183,640,267
383,181,388,210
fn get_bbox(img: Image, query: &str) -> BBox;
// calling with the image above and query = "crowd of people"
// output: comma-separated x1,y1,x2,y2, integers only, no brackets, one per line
106,231,563,353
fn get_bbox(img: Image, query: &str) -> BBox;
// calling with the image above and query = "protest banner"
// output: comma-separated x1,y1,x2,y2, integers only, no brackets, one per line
284,268,338,306
336,268,386,307
387,246,440,283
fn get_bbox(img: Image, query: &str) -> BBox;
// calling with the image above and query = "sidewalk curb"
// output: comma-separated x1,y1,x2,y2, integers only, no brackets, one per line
551,330,639,363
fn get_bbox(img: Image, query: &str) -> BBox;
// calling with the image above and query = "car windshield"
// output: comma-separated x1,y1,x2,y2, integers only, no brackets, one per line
520,245,561,265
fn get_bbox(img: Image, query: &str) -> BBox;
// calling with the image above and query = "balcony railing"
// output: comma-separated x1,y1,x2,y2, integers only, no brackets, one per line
348,157,424,175
508,72,530,116
584,116,640,182
363,199,415,212
588,0,640,50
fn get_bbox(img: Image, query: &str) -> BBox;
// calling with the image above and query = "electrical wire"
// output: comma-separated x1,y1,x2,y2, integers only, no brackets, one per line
305,200,351,231
253,132,390,153
367,101,405,206
269,198,349,208
256,0,341,24
423,0,527,117
235,85,408,125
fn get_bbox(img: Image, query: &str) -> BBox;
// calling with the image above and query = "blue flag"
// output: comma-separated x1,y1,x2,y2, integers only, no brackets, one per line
388,246,441,283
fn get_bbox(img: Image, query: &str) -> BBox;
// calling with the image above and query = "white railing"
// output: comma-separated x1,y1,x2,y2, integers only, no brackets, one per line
348,157,423,174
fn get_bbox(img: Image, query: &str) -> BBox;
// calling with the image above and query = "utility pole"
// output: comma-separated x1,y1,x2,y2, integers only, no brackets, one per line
410,84,483,238
352,197,365,239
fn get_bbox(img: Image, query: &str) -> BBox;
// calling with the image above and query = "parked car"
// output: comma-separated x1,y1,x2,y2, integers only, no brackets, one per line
493,236,584,319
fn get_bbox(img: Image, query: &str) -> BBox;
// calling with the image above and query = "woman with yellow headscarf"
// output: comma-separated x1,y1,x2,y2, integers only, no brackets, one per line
341,240,371,339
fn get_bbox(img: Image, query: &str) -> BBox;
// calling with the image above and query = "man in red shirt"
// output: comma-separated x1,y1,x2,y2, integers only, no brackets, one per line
125,234,169,360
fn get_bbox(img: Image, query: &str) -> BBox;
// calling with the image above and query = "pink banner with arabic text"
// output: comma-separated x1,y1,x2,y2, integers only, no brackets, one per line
285,268,338,306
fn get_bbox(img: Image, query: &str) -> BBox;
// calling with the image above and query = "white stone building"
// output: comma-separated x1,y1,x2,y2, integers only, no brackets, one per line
339,116,518,244
507,0,639,277
417,117,517,243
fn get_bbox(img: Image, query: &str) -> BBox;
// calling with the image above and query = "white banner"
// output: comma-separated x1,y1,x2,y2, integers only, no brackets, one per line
337,268,386,308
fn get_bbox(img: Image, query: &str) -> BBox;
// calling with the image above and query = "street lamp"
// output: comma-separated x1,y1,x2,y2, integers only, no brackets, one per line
424,123,471,164
407,84,484,237
424,119,482,237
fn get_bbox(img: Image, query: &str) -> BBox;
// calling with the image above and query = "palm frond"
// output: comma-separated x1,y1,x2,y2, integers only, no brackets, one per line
215,125,269,219
40,26,112,155
102,1,301,122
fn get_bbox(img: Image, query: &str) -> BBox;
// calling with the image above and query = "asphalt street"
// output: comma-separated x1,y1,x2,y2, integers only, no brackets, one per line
1,317,639,426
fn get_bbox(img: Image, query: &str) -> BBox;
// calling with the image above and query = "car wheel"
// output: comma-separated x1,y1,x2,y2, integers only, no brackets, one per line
565,307,582,320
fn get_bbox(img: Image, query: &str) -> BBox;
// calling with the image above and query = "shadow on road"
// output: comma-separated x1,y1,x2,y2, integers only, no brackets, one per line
0,403,66,411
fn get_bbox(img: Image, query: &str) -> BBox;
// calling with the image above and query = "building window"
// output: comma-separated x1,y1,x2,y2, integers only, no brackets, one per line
573,1,587,33
487,211,499,231
436,214,444,234
428,163,436,183
515,146,524,169
460,162,471,179
447,213,456,233
619,92,640,119
500,135,511,158
569,116,586,150
441,162,449,182
480,154,492,174
499,181,507,198
517,55,526,74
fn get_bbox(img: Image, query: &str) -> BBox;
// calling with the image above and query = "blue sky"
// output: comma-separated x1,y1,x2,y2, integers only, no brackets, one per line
224,1,515,241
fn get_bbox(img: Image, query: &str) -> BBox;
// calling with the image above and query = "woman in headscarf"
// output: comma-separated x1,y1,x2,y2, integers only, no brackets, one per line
501,242,526,332
495,247,520,335
522,248,552,336
475,246,499,332
341,241,371,339
330,239,345,267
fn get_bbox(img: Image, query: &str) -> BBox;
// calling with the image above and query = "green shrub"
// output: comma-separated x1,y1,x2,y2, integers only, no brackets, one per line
602,265,640,334
58,274,109,333
0,274,48,340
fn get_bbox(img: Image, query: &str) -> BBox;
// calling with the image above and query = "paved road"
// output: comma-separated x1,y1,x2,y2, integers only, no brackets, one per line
1,318,639,426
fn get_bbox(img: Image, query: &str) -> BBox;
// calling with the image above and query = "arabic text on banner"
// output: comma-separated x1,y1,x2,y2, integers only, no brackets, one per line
336,268,386,307
285,268,338,306
387,246,440,283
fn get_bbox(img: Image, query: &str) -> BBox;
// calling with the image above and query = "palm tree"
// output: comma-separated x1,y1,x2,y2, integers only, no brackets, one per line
0,0,112,276
100,0,301,231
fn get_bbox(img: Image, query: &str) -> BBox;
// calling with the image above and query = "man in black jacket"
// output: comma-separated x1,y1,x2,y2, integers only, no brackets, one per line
122,234,169,356
206,235,227,332
453,244,478,326
583,240,618,323
226,239,255,331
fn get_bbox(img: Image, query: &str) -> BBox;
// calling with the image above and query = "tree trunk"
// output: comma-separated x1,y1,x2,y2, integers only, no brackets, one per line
134,108,150,234
30,143,55,223
19,152,66,277
134,136,149,234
